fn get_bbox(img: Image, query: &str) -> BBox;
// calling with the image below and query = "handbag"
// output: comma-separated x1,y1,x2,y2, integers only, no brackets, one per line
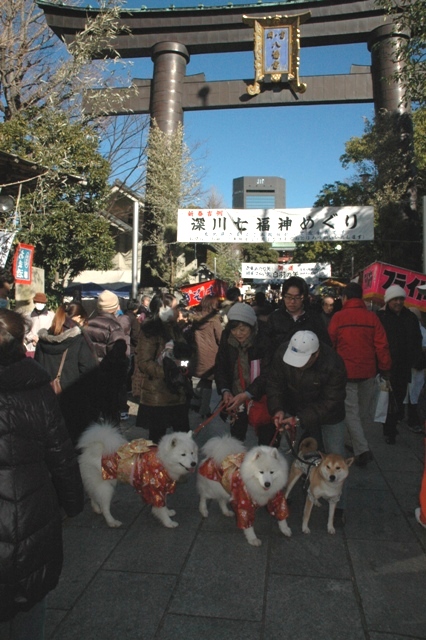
247,395,272,429
50,349,68,395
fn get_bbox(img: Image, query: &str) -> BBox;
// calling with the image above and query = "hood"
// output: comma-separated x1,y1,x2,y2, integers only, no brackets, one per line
37,326,81,355
38,326,81,343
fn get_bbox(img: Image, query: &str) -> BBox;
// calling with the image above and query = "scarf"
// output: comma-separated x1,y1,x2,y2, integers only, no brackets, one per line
228,331,255,395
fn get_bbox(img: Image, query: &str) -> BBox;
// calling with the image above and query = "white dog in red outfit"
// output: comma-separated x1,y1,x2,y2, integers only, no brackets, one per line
78,423,198,528
197,435,291,546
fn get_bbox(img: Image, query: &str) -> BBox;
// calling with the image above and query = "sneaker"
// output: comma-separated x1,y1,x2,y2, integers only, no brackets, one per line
415,508,426,529
120,412,129,421
355,451,373,467
408,425,425,435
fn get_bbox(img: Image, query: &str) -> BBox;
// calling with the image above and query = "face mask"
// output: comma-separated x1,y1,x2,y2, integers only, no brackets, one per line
34,303,46,311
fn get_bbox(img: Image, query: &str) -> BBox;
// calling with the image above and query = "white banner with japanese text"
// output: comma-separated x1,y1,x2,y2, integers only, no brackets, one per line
241,262,331,284
177,207,374,243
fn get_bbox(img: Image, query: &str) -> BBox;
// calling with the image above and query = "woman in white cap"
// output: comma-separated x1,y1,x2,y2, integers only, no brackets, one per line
215,302,276,445
377,285,423,444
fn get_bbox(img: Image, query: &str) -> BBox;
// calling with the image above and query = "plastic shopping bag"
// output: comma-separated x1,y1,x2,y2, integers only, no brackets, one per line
374,375,389,423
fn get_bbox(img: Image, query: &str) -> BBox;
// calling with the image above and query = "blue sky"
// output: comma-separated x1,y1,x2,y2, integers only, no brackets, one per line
118,1,375,207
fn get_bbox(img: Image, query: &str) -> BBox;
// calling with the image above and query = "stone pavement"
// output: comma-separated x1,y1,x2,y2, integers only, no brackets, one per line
46,396,426,640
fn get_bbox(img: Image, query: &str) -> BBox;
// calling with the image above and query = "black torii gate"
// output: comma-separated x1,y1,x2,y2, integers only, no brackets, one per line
38,0,409,130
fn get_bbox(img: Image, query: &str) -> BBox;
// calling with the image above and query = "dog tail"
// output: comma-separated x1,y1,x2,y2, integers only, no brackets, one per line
77,422,127,455
201,435,246,465
298,437,318,454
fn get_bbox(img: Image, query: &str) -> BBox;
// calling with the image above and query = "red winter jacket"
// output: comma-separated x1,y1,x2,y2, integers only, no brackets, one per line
328,298,391,380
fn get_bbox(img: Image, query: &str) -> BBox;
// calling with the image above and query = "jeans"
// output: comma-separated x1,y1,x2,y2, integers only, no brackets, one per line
344,379,375,456
321,419,348,509
0,599,46,640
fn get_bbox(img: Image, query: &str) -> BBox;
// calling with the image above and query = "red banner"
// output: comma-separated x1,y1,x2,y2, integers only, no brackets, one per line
180,279,228,308
362,261,426,309
12,243,34,285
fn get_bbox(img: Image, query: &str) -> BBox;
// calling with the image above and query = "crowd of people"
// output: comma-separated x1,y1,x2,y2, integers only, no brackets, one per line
1,270,426,638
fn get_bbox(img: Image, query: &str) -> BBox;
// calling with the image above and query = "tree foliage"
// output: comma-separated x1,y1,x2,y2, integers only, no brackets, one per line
297,107,426,278
0,0,148,291
0,108,115,289
142,121,203,287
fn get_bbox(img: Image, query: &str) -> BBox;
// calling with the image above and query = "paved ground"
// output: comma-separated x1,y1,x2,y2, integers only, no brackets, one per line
46,393,426,640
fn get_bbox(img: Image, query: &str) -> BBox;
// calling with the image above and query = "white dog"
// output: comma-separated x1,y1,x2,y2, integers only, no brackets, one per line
77,423,198,529
197,435,292,546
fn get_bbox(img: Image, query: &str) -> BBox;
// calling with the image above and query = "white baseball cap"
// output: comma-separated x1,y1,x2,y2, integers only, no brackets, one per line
284,331,319,368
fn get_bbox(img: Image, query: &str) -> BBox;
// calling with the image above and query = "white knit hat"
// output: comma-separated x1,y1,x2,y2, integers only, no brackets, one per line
384,285,406,303
227,302,257,327
97,290,119,313
284,331,319,368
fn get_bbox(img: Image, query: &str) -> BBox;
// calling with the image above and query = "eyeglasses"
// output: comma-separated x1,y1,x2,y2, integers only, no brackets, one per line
283,294,303,302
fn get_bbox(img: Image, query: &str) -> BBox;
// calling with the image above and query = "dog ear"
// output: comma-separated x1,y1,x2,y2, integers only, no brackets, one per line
319,451,325,460
271,448,279,459
345,457,355,467
170,438,177,448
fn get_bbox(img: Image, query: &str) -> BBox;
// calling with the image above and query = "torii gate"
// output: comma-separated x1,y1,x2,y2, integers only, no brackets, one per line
38,0,412,286
38,0,409,127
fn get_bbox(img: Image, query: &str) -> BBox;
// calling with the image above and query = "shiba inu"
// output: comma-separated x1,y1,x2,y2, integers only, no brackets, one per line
302,451,353,534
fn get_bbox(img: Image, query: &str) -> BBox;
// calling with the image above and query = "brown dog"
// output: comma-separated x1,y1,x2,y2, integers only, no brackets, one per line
302,451,354,534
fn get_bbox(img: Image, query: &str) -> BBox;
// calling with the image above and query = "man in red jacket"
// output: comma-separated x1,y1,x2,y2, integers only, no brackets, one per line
328,282,392,466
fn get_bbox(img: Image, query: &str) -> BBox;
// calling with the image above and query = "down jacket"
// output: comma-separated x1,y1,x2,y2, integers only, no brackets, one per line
86,312,129,361
135,317,189,407
191,311,223,379
0,356,84,622
328,298,392,380
267,341,347,436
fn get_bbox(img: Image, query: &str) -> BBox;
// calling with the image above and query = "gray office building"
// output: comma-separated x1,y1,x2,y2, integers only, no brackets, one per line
232,176,286,209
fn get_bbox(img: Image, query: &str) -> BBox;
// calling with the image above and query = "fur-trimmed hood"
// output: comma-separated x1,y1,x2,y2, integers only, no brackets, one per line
38,326,81,344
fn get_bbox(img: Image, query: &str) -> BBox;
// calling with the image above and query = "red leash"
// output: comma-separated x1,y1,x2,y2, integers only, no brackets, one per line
192,401,226,436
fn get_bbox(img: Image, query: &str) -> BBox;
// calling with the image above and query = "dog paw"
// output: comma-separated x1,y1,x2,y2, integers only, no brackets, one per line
327,526,336,535
248,538,262,547
281,527,292,538
164,520,179,528
302,526,311,534
166,509,176,516
223,509,234,517
107,519,122,528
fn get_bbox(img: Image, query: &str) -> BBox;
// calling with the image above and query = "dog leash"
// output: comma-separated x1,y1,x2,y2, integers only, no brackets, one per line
192,400,226,436
281,419,320,469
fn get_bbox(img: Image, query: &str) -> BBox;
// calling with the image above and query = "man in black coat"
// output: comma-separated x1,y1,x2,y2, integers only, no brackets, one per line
377,284,423,444
267,330,348,518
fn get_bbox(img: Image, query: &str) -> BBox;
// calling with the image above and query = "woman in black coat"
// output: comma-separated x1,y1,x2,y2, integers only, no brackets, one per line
35,302,99,443
0,309,84,638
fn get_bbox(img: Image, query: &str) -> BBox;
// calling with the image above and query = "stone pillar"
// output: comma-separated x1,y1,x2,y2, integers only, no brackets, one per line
150,42,190,134
368,23,418,265
368,23,410,114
